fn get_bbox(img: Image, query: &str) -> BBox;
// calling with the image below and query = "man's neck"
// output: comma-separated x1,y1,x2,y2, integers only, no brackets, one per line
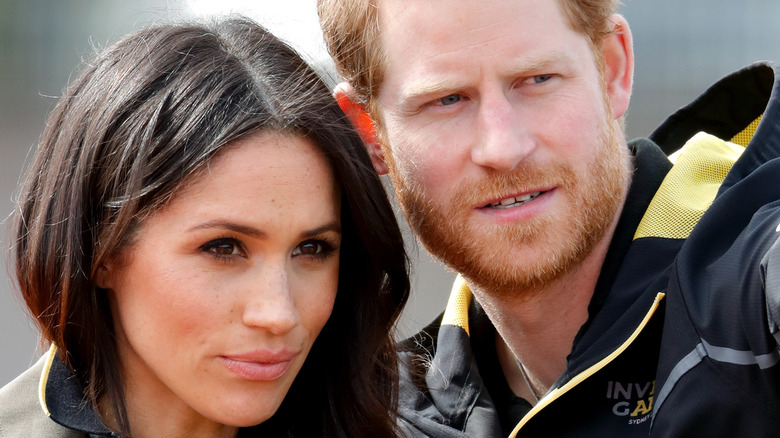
469,214,619,405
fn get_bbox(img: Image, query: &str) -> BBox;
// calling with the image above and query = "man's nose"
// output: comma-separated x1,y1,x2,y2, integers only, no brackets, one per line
471,92,536,172
241,263,300,335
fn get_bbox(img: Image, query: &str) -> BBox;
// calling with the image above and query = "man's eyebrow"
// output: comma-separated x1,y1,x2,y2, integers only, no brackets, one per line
504,51,573,76
398,51,573,103
399,79,468,104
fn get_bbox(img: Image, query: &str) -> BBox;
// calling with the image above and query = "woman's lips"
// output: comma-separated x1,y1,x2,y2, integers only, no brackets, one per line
220,350,298,381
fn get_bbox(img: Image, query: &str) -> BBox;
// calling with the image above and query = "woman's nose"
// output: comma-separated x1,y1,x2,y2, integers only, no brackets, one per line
241,263,300,335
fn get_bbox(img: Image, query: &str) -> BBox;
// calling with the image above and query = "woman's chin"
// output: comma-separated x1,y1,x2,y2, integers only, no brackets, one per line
202,398,283,429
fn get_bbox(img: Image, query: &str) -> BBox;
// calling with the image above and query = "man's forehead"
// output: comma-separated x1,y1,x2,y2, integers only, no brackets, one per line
377,0,502,38
374,0,584,102
375,0,572,64
376,0,565,31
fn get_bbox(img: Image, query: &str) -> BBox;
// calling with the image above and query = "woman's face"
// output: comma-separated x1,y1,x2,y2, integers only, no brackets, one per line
99,132,341,431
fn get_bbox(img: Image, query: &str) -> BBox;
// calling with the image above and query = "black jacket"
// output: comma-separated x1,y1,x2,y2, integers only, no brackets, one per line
398,62,780,437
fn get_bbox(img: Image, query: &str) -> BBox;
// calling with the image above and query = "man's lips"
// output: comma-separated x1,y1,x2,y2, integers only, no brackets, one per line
220,349,299,381
480,189,550,209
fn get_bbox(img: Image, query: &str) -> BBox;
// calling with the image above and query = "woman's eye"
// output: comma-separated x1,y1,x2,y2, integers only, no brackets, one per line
293,240,325,256
437,94,462,106
201,238,245,259
292,239,336,260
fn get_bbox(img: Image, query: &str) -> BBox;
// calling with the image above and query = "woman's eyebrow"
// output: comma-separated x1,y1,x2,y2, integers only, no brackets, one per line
187,220,342,238
301,222,343,238
188,220,265,237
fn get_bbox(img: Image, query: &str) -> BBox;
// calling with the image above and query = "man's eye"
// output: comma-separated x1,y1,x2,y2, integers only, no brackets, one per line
438,94,462,106
532,74,553,84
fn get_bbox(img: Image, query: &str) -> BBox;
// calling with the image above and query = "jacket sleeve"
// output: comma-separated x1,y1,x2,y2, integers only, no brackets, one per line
762,230,780,345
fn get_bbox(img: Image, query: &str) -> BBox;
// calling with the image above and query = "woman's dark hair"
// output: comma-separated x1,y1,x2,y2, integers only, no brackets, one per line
11,17,409,437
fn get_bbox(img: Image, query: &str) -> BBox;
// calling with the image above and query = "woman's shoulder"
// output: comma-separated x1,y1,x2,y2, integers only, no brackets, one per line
0,353,85,438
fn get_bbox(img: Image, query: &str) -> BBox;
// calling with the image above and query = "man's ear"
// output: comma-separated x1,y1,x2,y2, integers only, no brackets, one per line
334,82,389,175
600,14,634,120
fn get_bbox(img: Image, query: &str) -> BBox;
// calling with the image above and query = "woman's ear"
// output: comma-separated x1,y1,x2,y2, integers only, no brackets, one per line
95,263,114,290
600,14,634,120
333,82,389,175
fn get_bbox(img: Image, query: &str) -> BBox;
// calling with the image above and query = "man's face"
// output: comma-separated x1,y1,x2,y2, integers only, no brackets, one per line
375,0,631,295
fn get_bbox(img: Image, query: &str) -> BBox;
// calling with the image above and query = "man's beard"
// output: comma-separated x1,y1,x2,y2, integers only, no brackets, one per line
387,119,630,298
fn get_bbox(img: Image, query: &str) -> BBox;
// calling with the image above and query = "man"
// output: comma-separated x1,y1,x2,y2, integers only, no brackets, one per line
318,0,780,436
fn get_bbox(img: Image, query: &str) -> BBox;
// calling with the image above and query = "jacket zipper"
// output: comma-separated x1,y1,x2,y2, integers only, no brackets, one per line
509,292,666,437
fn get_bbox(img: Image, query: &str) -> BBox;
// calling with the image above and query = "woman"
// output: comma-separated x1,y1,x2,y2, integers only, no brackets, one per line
0,17,409,437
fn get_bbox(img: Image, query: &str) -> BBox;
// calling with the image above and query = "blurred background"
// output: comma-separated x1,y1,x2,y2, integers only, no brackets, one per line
1,0,779,386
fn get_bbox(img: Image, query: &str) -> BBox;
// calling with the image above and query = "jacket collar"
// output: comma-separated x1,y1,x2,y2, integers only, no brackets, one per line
40,346,118,437
649,62,780,192
571,62,780,374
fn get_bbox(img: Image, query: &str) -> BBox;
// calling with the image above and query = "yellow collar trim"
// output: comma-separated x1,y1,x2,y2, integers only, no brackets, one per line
441,275,472,336
38,344,57,417
635,132,744,240
510,292,666,437
730,115,762,147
